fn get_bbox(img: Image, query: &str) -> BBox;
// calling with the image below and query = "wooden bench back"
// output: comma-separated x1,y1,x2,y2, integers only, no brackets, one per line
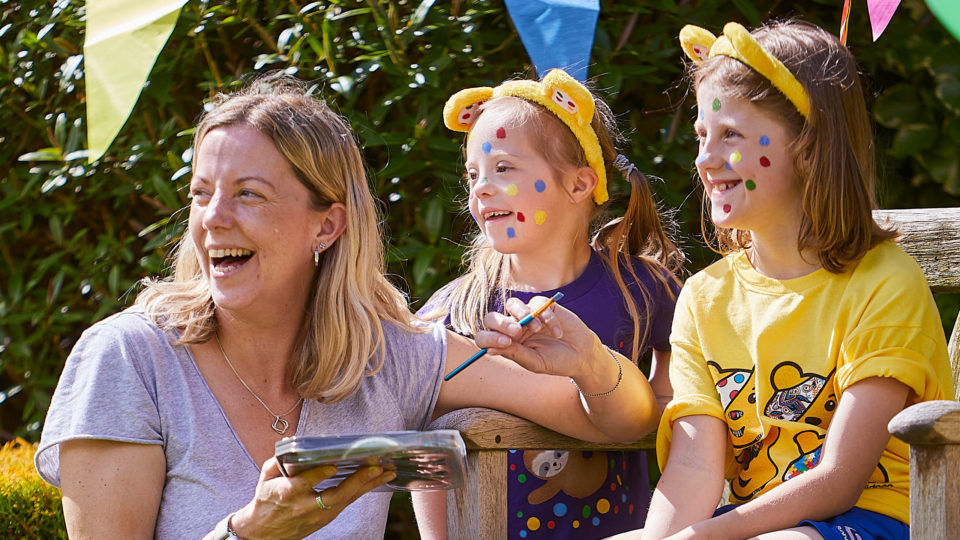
431,207,960,539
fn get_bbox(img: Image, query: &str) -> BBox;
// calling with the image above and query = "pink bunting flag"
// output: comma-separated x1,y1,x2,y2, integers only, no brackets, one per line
867,0,902,41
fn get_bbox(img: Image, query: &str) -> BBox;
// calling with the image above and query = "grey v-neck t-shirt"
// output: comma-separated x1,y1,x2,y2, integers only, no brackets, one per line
35,308,446,539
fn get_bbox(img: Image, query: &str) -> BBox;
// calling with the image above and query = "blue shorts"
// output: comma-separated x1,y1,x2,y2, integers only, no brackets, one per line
714,504,908,540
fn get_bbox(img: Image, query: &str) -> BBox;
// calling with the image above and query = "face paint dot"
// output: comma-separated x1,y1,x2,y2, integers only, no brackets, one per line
699,109,704,120
724,162,731,170
759,156,771,167
696,155,706,165
759,135,770,146
723,204,731,213
745,179,756,190
712,97,721,112
507,227,516,238
730,151,742,163
517,212,526,222
482,141,492,154
534,179,546,192
534,210,547,225
479,176,488,184
496,127,506,139
505,184,518,196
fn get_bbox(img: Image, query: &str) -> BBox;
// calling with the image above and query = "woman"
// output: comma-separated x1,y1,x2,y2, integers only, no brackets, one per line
34,77,659,539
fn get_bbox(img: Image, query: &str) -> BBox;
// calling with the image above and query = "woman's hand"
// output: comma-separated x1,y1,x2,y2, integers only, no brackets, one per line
226,458,396,540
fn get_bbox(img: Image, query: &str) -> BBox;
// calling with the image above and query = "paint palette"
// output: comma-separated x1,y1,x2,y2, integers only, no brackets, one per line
275,430,467,492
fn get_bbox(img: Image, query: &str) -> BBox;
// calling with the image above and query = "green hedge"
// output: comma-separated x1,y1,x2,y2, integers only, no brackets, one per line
3,0,960,442
0,439,66,538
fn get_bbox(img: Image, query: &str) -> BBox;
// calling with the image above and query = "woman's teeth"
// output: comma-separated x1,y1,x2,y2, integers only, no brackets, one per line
209,248,253,258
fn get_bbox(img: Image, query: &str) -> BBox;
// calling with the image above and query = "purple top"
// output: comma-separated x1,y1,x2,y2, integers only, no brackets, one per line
424,250,680,539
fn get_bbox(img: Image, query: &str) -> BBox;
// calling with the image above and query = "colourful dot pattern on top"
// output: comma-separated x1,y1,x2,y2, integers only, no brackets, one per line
508,449,648,538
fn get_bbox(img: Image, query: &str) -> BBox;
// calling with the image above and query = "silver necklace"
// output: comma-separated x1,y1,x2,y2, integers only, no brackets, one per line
215,332,303,435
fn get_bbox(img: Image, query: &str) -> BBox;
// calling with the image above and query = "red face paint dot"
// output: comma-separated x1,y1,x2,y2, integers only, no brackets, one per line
496,127,506,139
723,204,731,213
517,212,525,222
759,156,771,167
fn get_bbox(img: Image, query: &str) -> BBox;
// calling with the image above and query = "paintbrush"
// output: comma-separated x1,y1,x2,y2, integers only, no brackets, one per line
443,292,564,381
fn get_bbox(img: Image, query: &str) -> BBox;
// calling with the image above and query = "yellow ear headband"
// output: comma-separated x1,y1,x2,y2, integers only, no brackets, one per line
680,22,810,119
442,69,609,205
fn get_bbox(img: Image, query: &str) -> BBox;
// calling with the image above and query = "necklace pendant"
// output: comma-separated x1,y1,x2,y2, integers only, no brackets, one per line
271,416,289,435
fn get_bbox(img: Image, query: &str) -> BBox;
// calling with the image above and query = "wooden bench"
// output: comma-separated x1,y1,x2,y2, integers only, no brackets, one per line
430,207,960,539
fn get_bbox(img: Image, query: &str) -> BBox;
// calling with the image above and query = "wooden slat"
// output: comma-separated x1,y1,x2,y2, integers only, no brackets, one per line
888,400,960,445
906,444,960,540
429,407,656,451
874,207,960,293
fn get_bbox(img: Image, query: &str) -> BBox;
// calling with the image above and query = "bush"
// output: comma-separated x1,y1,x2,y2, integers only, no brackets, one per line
0,439,66,538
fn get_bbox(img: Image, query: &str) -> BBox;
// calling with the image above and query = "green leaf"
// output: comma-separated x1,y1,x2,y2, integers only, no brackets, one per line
18,148,63,162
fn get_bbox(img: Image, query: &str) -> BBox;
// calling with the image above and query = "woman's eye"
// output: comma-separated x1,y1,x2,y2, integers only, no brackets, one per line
239,189,261,199
189,189,210,202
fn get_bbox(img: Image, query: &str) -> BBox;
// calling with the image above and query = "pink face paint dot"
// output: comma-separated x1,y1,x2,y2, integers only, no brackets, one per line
517,212,525,222
759,156,771,167
496,127,506,139
723,204,731,213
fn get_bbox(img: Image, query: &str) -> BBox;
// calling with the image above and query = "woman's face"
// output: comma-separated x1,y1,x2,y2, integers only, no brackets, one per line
189,124,326,321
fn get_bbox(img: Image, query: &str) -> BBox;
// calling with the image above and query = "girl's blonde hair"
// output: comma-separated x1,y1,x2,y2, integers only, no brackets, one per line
433,90,684,365
136,76,418,403
690,19,897,272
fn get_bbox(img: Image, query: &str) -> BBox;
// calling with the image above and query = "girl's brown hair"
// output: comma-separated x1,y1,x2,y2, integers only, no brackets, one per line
433,85,684,365
690,19,896,272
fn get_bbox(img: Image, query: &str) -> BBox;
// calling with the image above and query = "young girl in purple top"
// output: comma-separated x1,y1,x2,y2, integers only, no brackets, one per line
413,68,684,539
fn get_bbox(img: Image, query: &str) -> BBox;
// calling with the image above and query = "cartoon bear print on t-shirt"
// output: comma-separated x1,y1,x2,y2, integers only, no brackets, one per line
522,449,608,505
765,362,834,424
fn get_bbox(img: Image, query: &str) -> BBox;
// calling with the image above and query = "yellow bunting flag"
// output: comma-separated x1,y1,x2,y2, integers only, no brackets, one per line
84,0,187,162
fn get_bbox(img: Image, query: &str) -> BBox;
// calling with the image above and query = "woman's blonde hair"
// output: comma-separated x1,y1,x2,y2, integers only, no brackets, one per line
136,76,417,402
431,90,684,365
689,19,897,272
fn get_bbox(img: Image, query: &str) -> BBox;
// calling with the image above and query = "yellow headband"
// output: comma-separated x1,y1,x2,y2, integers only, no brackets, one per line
680,22,810,119
442,69,608,205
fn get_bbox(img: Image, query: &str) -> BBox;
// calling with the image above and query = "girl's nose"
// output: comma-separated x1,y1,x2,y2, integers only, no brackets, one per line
695,138,724,170
470,175,497,199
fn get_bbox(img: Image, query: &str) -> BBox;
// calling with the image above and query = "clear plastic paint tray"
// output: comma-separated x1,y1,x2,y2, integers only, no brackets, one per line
274,430,467,492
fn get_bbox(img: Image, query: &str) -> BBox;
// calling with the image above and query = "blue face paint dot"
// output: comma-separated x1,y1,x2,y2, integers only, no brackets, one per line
507,227,516,238
724,162,731,170
553,503,568,517
759,135,770,146
696,156,706,165
699,109,704,120
482,141,492,154
534,179,546,192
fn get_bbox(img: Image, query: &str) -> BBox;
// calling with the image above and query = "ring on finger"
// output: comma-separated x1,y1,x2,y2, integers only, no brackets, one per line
315,492,329,511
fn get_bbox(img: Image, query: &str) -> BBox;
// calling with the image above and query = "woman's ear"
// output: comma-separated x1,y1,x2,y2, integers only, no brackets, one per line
567,166,599,204
314,202,348,249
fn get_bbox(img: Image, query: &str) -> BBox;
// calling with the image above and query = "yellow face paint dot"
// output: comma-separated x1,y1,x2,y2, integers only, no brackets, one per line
534,210,547,225
730,151,742,163
505,184,518,196
526,517,541,531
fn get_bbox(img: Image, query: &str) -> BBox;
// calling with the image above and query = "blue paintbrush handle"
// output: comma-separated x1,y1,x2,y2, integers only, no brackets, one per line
443,292,563,381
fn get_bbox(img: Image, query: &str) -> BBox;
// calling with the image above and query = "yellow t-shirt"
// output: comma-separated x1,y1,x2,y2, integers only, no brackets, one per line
658,241,954,524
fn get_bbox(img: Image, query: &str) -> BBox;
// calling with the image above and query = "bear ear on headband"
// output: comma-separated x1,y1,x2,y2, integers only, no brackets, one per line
679,25,717,62
443,86,494,132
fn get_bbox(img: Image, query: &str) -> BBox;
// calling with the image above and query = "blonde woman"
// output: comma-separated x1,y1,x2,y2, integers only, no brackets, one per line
34,77,658,539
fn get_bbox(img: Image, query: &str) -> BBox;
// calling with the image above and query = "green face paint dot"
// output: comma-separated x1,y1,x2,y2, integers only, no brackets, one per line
712,97,721,112
745,179,756,190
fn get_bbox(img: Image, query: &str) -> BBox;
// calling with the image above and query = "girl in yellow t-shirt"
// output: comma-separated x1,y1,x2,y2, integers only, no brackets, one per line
619,19,953,540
